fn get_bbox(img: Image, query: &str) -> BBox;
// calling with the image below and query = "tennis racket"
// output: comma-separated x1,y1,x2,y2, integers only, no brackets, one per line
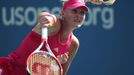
84,0,116,5
26,27,63,75
60,0,116,5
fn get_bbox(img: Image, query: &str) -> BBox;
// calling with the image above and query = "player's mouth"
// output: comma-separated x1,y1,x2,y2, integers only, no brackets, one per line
73,19,81,23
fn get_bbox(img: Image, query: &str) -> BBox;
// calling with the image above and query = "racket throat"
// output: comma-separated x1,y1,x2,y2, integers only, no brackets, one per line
46,43,56,58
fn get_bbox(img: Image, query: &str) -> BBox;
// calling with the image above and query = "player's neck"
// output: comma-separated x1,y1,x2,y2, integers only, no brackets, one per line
59,23,72,43
61,20,74,33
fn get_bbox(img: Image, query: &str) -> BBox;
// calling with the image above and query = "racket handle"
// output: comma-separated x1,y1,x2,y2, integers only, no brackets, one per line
42,27,48,41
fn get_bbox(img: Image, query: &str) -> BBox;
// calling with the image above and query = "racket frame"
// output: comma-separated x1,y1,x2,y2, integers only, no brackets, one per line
26,28,63,75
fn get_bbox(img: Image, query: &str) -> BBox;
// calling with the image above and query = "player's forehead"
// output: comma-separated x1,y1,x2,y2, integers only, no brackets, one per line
73,7,86,11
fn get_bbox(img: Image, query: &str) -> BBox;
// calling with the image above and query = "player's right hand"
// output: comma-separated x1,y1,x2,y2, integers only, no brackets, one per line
38,12,56,28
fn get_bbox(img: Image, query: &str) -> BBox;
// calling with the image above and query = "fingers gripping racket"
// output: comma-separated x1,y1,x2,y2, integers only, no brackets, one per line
26,28,63,75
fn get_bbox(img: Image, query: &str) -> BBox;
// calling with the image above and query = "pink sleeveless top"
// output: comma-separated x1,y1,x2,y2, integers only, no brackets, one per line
9,24,72,66
44,27,72,56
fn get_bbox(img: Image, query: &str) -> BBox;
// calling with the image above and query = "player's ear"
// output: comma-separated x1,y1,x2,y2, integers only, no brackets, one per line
61,7,68,16
60,10,64,16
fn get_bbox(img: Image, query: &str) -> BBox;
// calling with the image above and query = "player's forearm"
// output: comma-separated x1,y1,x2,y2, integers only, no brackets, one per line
62,62,71,75
33,23,42,35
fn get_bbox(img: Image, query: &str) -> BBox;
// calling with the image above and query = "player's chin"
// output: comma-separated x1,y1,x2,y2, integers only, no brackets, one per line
72,21,83,29
74,24,83,29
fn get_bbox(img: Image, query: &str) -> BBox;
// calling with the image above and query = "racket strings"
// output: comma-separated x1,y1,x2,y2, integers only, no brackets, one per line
27,53,60,75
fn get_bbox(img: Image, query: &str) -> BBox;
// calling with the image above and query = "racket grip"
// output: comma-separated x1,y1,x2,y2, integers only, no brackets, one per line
42,27,48,41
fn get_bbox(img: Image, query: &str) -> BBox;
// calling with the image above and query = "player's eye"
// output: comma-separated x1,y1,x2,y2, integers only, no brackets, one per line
72,9,77,14
72,9,86,16
79,10,86,15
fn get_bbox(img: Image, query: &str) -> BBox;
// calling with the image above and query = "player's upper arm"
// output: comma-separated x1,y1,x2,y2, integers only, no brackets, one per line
62,34,80,75
68,34,80,59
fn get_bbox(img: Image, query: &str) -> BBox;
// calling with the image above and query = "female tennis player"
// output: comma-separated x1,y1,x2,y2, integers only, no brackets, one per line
0,0,89,75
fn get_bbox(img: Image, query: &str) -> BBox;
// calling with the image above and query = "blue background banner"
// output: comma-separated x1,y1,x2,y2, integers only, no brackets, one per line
0,0,134,75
